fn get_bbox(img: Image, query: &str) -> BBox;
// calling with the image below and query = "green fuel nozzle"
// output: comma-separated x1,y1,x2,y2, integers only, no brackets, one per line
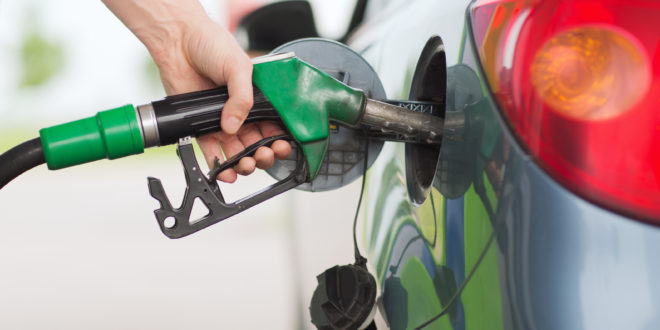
39,53,443,174
38,53,363,178
38,53,442,178
28,51,444,238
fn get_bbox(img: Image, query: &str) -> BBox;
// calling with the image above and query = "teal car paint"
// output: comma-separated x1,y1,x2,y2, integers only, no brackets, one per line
348,0,660,329
351,0,506,328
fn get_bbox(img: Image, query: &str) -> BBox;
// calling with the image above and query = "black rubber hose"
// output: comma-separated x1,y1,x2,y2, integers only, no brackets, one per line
0,137,46,190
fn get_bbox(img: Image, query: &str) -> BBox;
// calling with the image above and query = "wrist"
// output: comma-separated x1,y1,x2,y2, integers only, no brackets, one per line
104,0,212,65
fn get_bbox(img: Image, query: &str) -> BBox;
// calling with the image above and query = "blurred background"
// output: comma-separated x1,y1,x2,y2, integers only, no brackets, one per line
0,0,363,328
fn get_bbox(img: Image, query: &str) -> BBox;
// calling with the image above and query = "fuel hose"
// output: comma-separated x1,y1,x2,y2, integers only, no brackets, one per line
0,86,279,191
0,137,46,189
0,54,442,191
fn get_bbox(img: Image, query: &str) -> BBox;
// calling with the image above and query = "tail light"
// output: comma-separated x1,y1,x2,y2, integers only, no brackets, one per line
470,0,660,223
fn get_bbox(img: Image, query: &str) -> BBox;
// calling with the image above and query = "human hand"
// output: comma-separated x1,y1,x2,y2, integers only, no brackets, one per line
103,0,291,182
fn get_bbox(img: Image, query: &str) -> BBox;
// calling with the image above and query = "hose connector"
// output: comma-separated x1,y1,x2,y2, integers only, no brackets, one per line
39,104,145,170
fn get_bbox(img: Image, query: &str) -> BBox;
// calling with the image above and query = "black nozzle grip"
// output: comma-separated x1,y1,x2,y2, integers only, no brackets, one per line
152,86,280,146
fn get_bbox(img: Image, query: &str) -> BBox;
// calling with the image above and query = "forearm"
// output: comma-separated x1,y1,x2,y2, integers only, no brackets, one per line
102,0,210,63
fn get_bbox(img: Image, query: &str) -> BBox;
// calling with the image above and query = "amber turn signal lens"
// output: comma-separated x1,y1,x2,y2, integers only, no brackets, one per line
530,26,650,120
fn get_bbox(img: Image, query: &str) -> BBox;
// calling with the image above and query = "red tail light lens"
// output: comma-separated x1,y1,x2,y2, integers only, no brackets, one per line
470,0,660,223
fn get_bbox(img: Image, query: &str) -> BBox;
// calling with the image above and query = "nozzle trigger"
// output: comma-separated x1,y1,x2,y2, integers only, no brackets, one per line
148,135,307,239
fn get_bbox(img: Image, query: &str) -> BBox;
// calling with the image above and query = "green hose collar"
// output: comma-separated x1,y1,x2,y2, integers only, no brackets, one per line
39,104,144,170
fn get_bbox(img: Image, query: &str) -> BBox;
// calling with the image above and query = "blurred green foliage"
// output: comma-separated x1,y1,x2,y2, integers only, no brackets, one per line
19,9,64,88
0,130,38,153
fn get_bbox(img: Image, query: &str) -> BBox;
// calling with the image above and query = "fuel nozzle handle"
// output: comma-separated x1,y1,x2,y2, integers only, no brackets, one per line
139,86,280,147
38,86,280,171
37,54,293,172
37,53,442,176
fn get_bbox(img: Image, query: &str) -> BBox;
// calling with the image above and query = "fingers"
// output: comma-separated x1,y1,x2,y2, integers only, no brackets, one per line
272,140,293,160
144,14,272,183
254,147,275,169
236,123,274,169
176,22,291,181
198,133,256,182
215,121,293,176
200,122,293,183
218,132,256,176
197,135,237,183
257,121,285,136
258,122,292,160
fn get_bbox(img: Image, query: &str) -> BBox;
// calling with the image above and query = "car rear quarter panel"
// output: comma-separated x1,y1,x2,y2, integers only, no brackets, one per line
352,0,660,329
351,0,504,329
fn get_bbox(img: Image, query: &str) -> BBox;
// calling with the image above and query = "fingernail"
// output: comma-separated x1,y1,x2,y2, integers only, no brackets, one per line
225,116,241,134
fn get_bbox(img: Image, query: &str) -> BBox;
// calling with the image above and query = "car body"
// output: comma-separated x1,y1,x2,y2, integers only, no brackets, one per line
238,0,660,328
345,0,660,329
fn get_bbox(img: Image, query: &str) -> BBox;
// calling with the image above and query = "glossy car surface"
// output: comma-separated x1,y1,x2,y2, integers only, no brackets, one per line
346,0,660,329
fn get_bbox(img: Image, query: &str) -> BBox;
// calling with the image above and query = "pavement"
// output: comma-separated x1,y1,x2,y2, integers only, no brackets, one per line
0,152,360,329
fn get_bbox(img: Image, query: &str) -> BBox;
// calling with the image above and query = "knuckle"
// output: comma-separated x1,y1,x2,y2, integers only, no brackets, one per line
218,169,237,183
216,133,233,144
237,96,254,111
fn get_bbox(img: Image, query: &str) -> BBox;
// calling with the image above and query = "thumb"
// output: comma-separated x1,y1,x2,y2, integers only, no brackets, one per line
186,24,254,135
221,56,253,134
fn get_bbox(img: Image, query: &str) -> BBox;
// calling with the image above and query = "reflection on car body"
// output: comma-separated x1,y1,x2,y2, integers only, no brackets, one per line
240,0,660,328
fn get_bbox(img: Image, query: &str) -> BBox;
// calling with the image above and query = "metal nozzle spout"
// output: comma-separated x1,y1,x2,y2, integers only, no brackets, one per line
361,99,444,145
